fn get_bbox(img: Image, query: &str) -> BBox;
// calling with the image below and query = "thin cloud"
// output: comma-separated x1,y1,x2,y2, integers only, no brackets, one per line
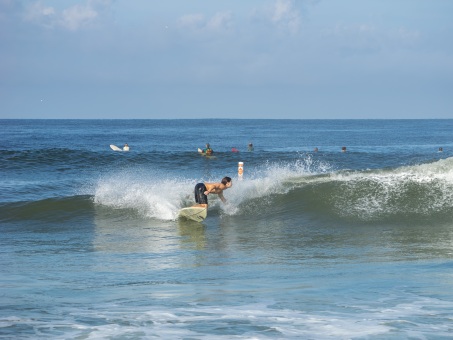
323,23,421,54
206,11,233,31
397,27,420,44
251,0,302,35
23,1,56,28
272,0,301,34
177,13,205,30
22,0,112,31
177,11,233,34
60,4,98,31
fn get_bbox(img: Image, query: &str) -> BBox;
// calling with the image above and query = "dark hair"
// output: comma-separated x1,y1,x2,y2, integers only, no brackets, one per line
221,176,232,185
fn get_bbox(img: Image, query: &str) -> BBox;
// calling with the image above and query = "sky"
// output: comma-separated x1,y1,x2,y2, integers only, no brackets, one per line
1,0,452,119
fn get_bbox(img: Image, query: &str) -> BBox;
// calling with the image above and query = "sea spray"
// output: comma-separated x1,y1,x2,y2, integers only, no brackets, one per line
92,154,453,222
92,154,335,220
222,154,334,216
93,168,195,220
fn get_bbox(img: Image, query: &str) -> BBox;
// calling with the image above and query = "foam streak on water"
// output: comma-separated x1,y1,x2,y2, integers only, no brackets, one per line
2,295,452,339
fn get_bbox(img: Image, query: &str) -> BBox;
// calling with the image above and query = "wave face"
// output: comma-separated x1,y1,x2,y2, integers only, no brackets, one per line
0,196,94,224
222,156,453,223
3,155,453,225
89,156,453,223
3,155,453,224
280,157,453,222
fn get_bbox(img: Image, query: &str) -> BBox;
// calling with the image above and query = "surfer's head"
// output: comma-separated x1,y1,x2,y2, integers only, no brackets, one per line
221,176,232,188
206,143,210,148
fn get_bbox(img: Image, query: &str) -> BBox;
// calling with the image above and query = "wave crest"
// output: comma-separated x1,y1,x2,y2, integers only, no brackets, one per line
285,157,453,222
11,156,449,224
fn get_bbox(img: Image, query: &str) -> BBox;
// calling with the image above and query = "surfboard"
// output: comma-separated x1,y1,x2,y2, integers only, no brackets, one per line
110,144,123,151
198,148,203,153
179,207,207,222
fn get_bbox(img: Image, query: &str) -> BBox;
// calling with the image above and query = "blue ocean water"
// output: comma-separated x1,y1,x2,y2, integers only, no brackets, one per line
1,119,453,339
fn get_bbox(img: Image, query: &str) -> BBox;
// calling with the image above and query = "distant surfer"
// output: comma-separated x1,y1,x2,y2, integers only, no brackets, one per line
248,143,254,152
202,143,213,156
123,143,130,151
231,147,239,152
193,177,232,208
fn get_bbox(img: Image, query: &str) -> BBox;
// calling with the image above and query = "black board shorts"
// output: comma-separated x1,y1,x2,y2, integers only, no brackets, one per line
194,183,208,204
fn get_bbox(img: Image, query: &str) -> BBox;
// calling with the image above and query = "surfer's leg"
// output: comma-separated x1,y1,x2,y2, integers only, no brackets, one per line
194,183,208,208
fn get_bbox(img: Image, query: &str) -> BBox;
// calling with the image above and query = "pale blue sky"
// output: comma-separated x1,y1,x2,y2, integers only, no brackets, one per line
1,0,452,119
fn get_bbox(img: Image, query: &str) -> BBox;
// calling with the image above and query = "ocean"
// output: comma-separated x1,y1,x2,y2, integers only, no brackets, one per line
1,119,453,339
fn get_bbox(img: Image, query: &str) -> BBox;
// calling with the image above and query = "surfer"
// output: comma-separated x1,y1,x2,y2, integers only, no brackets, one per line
203,143,213,156
193,177,232,208
248,143,254,151
123,143,130,151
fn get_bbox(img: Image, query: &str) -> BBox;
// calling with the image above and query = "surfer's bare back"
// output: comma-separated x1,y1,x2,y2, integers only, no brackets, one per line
193,177,232,208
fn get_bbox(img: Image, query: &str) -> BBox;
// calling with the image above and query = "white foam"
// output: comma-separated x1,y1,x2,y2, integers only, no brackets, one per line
93,168,194,220
91,157,453,221
221,155,333,216
7,297,453,339
329,157,453,219
92,155,332,220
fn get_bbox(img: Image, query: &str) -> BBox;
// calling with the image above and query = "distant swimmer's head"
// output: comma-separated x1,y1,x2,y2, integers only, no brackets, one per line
222,176,232,188
206,143,210,148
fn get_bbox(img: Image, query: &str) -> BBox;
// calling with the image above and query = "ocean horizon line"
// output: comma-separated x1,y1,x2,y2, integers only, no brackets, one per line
2,117,452,121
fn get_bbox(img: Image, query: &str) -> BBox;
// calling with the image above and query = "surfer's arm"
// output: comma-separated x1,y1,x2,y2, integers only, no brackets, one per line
218,191,227,203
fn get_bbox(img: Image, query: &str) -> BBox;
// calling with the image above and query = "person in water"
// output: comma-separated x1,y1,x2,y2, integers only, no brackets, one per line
248,143,254,152
194,177,232,208
203,143,213,155
123,143,129,151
